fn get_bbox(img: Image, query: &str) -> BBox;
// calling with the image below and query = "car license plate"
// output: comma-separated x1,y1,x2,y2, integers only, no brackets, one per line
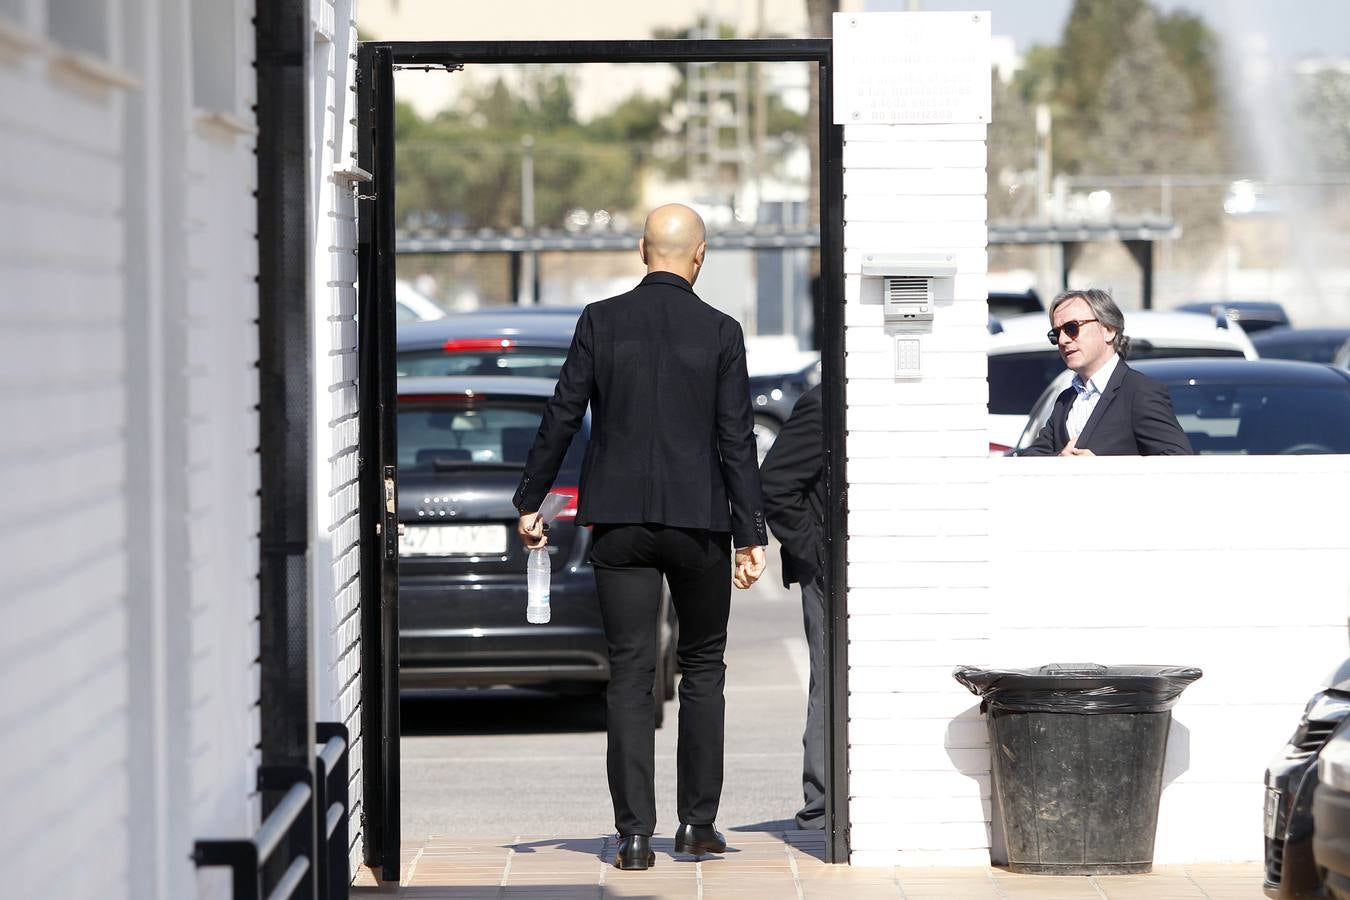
399,524,508,557
1264,787,1281,840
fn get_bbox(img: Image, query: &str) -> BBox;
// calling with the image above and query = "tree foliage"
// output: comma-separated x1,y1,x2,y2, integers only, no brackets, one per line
393,41,809,233
1044,0,1222,176
987,71,1037,220
1091,7,1218,180
1298,68,1350,172
394,71,669,231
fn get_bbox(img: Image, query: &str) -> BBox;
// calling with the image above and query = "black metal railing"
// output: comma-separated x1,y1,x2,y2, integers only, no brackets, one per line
194,723,351,900
313,723,351,898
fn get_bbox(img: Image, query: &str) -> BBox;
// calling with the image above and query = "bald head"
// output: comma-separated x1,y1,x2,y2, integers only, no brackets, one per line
639,203,707,283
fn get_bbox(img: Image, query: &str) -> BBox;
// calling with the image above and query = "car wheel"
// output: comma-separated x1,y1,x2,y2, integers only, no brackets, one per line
754,415,781,465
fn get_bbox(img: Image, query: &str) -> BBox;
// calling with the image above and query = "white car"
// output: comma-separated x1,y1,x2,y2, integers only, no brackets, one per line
987,311,1258,454
396,280,447,324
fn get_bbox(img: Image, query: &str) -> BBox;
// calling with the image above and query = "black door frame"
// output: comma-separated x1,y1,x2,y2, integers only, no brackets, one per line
356,42,402,882
357,38,850,871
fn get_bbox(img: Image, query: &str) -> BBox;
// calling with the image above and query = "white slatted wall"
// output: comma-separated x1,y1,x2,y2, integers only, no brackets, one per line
0,1,265,897
184,13,263,899
0,8,135,896
842,119,993,868
311,0,366,874
833,10,993,867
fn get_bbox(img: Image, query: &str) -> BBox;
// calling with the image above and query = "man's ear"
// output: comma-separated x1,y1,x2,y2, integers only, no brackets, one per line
638,238,647,266
694,241,706,267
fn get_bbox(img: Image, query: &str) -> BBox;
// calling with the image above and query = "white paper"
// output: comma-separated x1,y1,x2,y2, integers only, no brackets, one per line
536,491,573,524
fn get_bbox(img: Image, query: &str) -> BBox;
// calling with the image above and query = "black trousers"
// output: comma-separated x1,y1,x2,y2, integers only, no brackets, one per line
589,523,732,837
796,575,826,829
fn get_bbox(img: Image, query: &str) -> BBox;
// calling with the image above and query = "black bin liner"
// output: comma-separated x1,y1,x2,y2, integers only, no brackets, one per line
954,664,1203,876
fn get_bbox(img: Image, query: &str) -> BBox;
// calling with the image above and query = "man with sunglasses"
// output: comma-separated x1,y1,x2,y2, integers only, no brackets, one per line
1019,288,1192,456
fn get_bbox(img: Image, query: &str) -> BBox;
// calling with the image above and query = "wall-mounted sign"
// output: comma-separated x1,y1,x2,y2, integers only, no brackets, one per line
832,11,992,125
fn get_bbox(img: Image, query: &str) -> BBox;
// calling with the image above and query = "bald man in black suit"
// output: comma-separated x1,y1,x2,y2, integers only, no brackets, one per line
514,204,768,870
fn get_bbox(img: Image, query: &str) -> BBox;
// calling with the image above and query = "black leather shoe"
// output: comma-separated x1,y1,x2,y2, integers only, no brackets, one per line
613,834,655,870
674,823,727,855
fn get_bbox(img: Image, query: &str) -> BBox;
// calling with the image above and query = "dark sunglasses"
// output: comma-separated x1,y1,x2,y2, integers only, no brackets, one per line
1046,318,1099,346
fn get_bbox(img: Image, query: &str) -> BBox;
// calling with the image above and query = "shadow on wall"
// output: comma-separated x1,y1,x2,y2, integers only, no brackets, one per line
953,705,1194,867
946,704,998,862
1162,717,1193,787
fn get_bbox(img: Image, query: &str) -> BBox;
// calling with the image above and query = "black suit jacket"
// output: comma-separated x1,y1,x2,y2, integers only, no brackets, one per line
513,271,768,548
760,385,826,587
1020,360,1194,456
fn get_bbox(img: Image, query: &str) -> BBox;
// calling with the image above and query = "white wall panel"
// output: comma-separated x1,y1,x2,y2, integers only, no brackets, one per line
0,0,372,893
0,6,135,898
183,115,261,875
310,0,366,874
837,15,994,867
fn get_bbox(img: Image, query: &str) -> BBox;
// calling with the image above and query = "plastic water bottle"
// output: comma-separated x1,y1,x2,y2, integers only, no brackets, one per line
526,548,551,624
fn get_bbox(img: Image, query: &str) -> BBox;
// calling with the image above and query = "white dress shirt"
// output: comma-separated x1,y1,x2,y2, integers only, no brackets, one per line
1066,353,1120,442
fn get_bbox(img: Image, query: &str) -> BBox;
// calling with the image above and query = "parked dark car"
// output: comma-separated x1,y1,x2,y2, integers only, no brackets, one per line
399,309,802,460
396,376,677,721
1176,301,1292,334
396,310,581,379
1253,328,1350,364
1013,358,1350,456
1314,724,1350,900
987,289,1043,319
747,357,821,463
1265,660,1350,898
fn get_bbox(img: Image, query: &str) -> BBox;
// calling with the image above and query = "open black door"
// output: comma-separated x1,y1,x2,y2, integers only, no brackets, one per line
356,42,401,882
355,38,848,867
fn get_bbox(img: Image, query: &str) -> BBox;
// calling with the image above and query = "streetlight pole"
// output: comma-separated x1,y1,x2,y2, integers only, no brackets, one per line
520,134,537,306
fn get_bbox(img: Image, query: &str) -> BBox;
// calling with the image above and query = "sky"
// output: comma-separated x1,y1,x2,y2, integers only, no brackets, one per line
866,0,1350,61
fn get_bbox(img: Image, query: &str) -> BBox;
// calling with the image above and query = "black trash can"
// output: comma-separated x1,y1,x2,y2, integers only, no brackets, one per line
954,663,1203,875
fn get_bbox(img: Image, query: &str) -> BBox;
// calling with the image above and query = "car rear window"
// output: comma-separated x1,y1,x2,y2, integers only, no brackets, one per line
397,348,568,379
398,399,556,471
1252,337,1349,364
989,347,1246,417
1171,383,1350,454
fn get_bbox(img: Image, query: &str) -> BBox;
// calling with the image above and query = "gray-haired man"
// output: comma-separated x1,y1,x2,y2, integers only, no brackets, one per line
1020,289,1192,456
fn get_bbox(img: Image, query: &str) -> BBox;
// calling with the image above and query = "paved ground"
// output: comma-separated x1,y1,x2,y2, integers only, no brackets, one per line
400,556,811,839
353,831,1266,898
387,549,1266,897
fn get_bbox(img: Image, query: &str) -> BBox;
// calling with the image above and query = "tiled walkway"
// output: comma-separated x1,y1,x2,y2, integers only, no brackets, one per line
352,831,1265,898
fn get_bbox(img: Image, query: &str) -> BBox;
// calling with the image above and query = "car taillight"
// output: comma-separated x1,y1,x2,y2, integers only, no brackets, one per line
443,338,516,353
550,487,580,520
989,442,1013,456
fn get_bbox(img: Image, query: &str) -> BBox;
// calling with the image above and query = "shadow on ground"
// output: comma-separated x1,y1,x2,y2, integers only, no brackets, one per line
400,687,606,736
730,817,798,832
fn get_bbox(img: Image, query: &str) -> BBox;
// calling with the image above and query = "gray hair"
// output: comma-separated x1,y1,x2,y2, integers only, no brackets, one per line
1049,288,1131,359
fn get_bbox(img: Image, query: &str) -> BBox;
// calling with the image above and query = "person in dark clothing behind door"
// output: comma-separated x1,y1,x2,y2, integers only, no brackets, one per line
758,383,827,830
513,203,768,871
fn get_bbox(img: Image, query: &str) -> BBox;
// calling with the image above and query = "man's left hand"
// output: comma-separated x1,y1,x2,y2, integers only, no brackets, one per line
517,512,547,549
733,546,766,589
